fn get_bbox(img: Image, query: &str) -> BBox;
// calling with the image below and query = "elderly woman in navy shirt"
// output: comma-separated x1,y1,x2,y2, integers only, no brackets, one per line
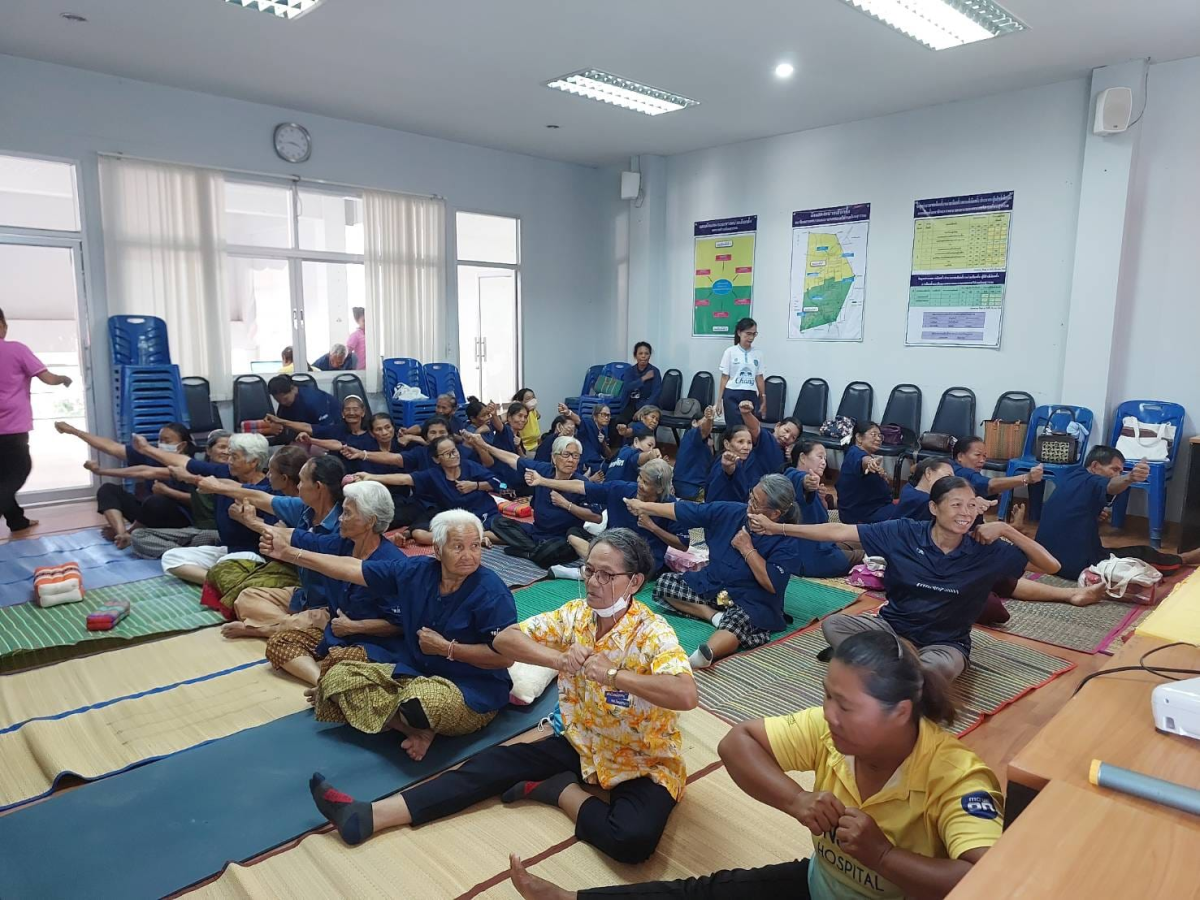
559,402,614,476
953,436,1044,512
750,476,1062,680
466,431,602,567
836,421,899,525
626,473,805,670
261,508,517,762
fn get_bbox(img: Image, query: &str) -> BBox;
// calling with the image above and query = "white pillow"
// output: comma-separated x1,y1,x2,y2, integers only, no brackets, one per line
509,661,558,705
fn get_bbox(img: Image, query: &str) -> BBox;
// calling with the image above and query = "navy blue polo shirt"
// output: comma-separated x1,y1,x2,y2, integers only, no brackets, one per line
577,416,609,472
952,463,994,498
363,557,517,713
673,426,713,500
746,430,786,482
279,385,340,427
582,480,688,574
837,445,896,525
706,456,750,504
785,470,829,525
272,498,344,611
535,433,556,463
620,363,662,410
673,501,803,632
858,518,1028,655
516,458,599,541
1034,466,1110,580
895,484,934,522
410,460,502,524
606,445,645,483
185,459,276,552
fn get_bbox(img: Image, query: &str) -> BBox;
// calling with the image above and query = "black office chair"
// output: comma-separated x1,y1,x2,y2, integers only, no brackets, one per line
983,390,1036,470
793,378,829,439
333,373,372,418
290,373,317,390
654,369,683,442
232,375,273,426
916,387,978,462
181,376,223,442
821,381,874,452
661,372,716,443
761,376,788,425
875,384,923,491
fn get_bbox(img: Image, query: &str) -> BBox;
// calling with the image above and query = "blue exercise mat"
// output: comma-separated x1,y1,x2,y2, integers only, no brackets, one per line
0,689,559,899
0,544,164,606
0,529,111,560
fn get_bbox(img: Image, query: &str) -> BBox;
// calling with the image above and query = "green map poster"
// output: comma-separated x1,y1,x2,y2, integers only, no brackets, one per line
788,204,870,342
693,215,756,337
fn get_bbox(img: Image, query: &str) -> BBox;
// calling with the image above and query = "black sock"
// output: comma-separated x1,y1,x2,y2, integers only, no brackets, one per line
309,771,374,845
501,770,578,806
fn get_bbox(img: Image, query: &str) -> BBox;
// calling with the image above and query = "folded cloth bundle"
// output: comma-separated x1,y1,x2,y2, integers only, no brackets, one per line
87,598,131,631
497,499,533,519
240,419,269,434
33,562,85,607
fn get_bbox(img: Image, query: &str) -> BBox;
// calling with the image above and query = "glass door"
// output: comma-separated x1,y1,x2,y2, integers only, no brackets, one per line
457,265,518,401
0,239,92,500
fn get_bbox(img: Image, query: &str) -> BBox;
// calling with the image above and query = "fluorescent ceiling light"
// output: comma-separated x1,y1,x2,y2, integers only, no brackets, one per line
224,0,324,20
774,62,795,78
545,69,698,117
841,0,1026,50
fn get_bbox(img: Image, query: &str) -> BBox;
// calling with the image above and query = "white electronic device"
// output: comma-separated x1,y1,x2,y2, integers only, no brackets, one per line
1151,676,1200,742
1093,87,1133,135
620,171,641,200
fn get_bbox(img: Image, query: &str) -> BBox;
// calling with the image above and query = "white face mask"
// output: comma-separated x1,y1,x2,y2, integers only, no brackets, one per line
524,399,538,411
592,591,629,619
158,442,179,453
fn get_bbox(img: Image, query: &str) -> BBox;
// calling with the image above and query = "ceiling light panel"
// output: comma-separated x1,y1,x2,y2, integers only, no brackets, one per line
841,0,1026,50
545,69,699,117
224,0,324,20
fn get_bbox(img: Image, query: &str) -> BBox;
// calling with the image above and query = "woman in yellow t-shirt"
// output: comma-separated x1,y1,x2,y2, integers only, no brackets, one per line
513,388,542,454
508,629,1004,900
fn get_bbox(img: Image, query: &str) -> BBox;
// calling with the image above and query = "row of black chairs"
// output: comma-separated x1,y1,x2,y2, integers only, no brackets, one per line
181,373,373,441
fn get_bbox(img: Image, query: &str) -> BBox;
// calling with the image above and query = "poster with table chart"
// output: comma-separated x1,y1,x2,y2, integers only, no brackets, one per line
905,191,1014,348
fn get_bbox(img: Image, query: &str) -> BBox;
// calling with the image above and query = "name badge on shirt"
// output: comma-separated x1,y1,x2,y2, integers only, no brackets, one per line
604,690,631,708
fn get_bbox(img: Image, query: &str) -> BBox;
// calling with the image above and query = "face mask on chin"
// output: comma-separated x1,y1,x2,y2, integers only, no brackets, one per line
592,591,629,619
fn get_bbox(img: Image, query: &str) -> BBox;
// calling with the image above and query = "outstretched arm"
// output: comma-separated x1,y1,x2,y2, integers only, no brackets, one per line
741,400,762,442
37,370,73,387
523,470,586,495
750,515,861,543
260,526,368,585
84,462,170,481
196,476,279,514
466,431,517,469
1108,459,1150,497
353,472,414,488
974,522,1060,574
55,422,128,461
623,497,678,521
129,433,193,468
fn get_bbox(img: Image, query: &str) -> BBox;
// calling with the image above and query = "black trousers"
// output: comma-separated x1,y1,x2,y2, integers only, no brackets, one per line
0,432,33,530
721,390,758,428
580,860,811,898
96,483,191,529
403,734,677,864
491,517,588,568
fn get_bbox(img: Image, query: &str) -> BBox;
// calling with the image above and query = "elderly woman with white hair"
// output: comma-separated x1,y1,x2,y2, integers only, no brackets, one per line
260,507,518,761
258,480,405,686
132,431,278,584
523,458,689,579
312,342,358,371
464,431,603,567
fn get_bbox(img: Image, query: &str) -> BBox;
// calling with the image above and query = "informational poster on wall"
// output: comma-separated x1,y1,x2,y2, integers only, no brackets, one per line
905,191,1014,348
788,203,871,342
693,215,757,337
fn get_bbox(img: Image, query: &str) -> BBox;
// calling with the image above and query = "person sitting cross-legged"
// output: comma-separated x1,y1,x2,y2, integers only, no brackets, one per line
307,528,698,864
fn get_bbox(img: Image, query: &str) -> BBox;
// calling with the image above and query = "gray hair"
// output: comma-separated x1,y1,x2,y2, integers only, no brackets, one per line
430,509,484,547
588,528,654,577
330,343,348,357
756,473,801,525
343,480,395,534
638,459,673,501
635,405,662,420
341,394,366,409
437,392,457,406
228,433,270,471
552,435,583,457
205,429,232,450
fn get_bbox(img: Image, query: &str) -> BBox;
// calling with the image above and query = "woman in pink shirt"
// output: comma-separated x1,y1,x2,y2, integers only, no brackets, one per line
345,306,366,367
0,307,74,532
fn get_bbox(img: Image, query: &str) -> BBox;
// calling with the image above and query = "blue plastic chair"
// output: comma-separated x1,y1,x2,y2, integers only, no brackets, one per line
996,405,1095,521
108,315,171,366
422,363,467,406
564,364,606,413
1108,400,1186,547
113,364,187,441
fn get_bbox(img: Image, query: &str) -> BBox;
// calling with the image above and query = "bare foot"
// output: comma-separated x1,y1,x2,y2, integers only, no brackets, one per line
100,525,116,541
509,854,573,900
399,727,436,761
304,686,318,706
114,533,132,550
221,621,261,639
1069,581,1108,607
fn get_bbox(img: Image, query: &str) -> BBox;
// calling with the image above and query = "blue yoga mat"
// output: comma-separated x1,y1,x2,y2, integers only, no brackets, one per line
0,689,559,899
0,529,113,560
0,544,164,606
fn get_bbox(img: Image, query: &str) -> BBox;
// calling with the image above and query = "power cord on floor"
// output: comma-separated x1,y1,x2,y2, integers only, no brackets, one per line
1073,641,1200,695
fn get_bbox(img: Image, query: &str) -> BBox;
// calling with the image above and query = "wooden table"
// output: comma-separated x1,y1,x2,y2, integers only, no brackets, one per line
1006,634,1200,823
1180,435,1200,553
948,781,1200,899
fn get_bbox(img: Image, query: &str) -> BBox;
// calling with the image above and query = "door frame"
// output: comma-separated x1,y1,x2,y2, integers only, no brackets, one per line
454,209,523,400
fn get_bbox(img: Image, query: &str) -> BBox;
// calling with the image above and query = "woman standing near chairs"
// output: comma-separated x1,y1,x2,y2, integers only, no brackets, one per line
715,317,765,425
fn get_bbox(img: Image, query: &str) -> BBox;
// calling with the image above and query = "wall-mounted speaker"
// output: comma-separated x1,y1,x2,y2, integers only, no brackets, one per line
620,171,641,200
1093,87,1133,135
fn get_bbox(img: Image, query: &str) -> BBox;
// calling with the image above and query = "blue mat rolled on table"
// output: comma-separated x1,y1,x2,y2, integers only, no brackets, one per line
0,688,559,899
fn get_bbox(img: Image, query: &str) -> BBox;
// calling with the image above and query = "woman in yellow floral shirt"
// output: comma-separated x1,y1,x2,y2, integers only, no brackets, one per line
308,528,698,863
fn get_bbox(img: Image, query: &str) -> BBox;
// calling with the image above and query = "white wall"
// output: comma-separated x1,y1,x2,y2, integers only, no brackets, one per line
0,53,612,436
631,78,1091,434
1108,55,1200,519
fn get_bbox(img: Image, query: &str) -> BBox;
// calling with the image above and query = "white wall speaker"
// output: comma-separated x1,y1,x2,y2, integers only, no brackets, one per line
620,171,641,200
1093,87,1133,135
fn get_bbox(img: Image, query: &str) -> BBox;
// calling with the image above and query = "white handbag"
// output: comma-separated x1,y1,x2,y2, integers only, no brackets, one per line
1115,416,1174,462
1080,555,1163,601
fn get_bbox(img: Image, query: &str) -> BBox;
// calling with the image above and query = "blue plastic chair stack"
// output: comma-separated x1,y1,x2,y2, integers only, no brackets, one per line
382,357,435,428
565,364,606,415
108,316,187,441
996,405,1095,522
421,363,468,408
1108,400,1186,548
569,362,631,418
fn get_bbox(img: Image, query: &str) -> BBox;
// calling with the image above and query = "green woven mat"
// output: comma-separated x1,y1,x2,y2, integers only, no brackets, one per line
514,577,859,655
0,577,219,662
696,624,1074,736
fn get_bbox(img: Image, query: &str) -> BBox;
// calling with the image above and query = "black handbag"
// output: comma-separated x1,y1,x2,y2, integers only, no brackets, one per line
1034,406,1079,464
919,432,955,453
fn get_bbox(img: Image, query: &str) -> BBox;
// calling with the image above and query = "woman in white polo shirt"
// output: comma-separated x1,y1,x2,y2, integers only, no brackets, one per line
716,317,765,425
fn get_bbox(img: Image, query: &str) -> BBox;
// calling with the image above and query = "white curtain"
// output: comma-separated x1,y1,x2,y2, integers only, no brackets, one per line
363,190,446,393
98,156,231,396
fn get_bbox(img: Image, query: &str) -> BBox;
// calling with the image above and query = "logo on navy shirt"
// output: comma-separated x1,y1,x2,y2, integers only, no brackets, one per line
961,791,999,820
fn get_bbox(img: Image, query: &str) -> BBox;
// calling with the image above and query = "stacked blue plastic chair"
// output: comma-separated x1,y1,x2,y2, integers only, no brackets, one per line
569,361,631,418
382,357,435,428
996,404,1095,522
565,364,605,415
1108,400,1186,548
422,363,468,408
108,316,187,441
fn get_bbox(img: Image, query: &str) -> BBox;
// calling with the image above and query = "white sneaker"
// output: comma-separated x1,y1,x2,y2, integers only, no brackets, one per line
550,564,583,580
